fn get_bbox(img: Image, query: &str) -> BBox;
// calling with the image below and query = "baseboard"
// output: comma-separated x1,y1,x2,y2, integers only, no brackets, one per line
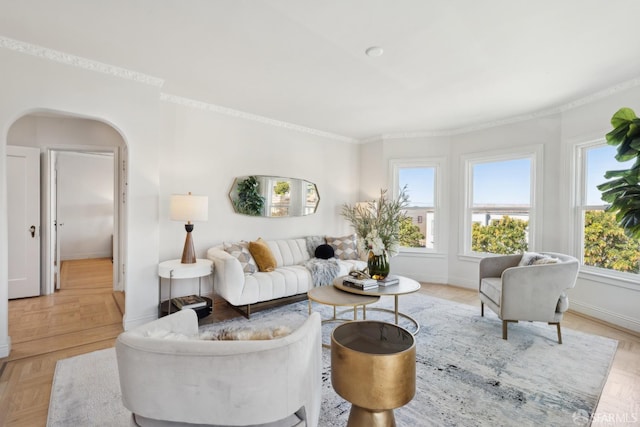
0,337,11,358
570,300,640,334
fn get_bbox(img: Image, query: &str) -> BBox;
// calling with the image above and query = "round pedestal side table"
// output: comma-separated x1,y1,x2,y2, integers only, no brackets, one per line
158,258,213,318
331,321,416,427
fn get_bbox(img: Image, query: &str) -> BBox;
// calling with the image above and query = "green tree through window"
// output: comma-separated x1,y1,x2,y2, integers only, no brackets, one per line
584,211,640,273
399,217,425,247
472,216,528,254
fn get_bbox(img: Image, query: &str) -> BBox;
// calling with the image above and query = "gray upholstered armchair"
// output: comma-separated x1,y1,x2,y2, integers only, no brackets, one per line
478,252,579,343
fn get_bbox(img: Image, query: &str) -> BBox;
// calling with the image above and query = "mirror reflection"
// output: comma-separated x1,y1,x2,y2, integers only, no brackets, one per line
229,175,320,217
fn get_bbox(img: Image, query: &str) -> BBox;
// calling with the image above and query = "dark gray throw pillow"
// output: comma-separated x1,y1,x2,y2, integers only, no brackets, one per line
314,244,335,260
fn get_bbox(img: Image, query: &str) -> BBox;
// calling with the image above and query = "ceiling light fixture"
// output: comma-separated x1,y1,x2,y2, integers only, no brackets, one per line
365,46,384,57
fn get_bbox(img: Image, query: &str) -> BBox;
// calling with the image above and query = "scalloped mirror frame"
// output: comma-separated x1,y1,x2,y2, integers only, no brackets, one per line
229,175,320,217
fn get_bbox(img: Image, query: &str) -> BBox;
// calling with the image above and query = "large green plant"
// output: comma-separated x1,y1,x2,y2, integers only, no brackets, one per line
597,108,640,239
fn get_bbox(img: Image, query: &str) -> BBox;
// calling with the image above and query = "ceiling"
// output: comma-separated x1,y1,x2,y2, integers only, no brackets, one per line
2,0,640,141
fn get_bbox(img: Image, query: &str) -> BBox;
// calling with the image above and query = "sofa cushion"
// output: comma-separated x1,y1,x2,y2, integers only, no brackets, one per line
326,234,358,260
314,244,335,260
223,241,258,274
249,238,277,272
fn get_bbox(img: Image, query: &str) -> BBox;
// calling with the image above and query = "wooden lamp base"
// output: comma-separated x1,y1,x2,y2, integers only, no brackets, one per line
181,223,196,264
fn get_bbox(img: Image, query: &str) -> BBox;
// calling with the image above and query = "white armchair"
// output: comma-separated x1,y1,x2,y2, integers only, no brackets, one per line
115,309,322,427
478,252,579,343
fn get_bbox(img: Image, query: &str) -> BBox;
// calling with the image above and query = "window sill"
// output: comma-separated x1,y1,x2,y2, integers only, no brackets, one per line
579,267,640,291
397,249,446,259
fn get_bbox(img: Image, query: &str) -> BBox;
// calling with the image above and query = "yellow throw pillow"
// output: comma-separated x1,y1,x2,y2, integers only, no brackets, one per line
249,238,277,272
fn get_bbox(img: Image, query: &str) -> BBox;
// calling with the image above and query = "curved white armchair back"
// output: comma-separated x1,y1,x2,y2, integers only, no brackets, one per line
479,252,579,343
116,310,322,427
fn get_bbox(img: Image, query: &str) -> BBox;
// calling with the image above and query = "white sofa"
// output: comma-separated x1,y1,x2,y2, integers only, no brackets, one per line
115,309,322,427
207,238,366,317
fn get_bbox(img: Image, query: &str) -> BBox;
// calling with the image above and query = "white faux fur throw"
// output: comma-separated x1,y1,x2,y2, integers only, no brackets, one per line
200,325,291,341
305,258,341,286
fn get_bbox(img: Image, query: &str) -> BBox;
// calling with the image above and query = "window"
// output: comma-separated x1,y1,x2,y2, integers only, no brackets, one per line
577,142,640,274
391,159,442,251
464,146,541,255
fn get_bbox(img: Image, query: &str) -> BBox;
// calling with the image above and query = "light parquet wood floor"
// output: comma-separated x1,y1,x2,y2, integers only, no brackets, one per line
0,258,122,427
1,263,639,426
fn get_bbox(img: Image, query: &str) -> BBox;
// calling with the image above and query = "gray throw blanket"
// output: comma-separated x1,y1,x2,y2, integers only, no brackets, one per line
305,258,341,286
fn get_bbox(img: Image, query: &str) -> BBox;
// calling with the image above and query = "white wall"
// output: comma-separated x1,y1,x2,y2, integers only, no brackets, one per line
57,151,114,260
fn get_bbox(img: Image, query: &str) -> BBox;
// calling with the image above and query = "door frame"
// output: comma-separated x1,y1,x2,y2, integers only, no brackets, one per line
44,145,126,294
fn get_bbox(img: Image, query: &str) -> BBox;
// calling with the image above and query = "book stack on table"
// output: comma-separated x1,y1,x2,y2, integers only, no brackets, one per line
343,277,378,290
377,275,400,287
172,295,207,310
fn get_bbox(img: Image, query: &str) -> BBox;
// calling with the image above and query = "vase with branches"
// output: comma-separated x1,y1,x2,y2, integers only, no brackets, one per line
341,188,409,279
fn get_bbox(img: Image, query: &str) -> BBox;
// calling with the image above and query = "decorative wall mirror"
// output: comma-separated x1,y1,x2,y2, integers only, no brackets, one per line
229,175,320,217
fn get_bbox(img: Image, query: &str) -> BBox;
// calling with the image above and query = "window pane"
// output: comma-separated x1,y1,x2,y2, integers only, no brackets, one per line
399,167,434,207
398,166,435,249
586,145,634,205
473,158,530,206
583,210,640,273
471,213,529,254
401,208,432,249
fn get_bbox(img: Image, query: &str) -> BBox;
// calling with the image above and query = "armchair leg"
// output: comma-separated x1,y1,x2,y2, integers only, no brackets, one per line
481,302,484,317
502,320,518,340
549,322,562,344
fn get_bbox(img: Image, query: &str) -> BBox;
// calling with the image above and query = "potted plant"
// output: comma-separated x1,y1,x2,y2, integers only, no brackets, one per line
341,188,409,279
597,108,640,238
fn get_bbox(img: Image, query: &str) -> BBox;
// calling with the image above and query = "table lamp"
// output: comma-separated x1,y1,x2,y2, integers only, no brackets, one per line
170,192,209,264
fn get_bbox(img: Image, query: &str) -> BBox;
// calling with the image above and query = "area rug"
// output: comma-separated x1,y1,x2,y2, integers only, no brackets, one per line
48,293,617,427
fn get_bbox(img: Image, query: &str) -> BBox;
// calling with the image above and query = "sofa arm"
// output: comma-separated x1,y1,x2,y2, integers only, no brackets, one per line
500,261,579,321
207,247,246,305
478,254,521,286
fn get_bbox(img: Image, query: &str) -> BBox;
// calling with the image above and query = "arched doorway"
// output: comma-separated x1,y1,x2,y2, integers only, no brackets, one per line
6,110,127,305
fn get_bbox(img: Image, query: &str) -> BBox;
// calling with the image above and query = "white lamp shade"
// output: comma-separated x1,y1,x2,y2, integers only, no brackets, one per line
170,194,209,222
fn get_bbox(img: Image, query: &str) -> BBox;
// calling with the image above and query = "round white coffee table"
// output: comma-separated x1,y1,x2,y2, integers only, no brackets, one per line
333,275,421,335
308,285,380,347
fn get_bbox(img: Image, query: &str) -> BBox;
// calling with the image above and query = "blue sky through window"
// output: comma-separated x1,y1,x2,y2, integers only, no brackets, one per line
473,158,531,205
399,167,434,207
587,145,634,205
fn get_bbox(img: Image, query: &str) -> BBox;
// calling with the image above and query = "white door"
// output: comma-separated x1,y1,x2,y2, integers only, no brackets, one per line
7,146,41,299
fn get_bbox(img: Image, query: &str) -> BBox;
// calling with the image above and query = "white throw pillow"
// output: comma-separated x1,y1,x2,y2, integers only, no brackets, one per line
518,252,558,266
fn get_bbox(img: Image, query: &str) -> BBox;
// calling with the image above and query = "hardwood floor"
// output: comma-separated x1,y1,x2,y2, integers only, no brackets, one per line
1,262,638,426
0,258,122,427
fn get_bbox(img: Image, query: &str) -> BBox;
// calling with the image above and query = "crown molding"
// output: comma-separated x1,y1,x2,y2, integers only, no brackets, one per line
3,35,638,144
0,35,164,87
380,76,640,140
160,93,357,143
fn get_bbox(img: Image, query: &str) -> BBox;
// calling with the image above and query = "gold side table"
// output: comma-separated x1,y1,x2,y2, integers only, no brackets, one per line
331,321,416,427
